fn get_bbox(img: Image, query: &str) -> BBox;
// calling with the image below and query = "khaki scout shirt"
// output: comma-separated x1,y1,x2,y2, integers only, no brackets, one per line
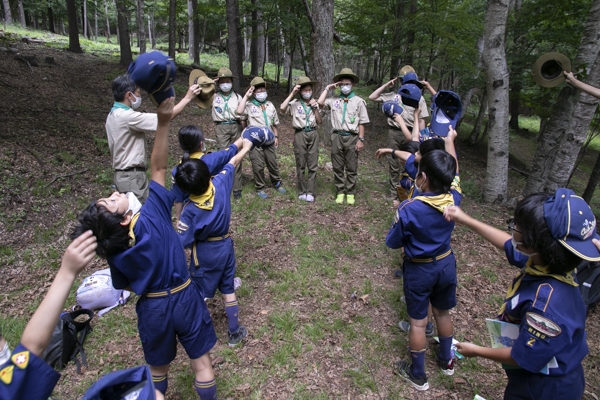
242,100,280,128
212,91,244,122
323,95,370,134
105,106,158,170
378,92,429,129
285,99,321,130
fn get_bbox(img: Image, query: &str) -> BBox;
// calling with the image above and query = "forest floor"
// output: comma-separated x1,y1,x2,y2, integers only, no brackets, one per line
0,30,599,400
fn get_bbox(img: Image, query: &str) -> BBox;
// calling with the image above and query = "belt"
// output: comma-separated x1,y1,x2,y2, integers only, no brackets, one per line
216,120,238,125
296,127,316,133
205,233,230,242
115,166,147,172
409,249,452,263
333,130,355,136
145,278,191,298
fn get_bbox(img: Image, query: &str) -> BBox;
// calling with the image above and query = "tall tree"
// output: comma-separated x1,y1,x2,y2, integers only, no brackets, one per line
115,0,132,65
17,0,25,27
83,0,88,38
2,0,12,24
168,0,176,58
525,0,600,194
188,0,199,63
250,0,265,76
66,0,82,53
226,0,244,91
136,0,146,54
104,0,111,41
482,0,511,203
303,0,334,93
48,6,55,33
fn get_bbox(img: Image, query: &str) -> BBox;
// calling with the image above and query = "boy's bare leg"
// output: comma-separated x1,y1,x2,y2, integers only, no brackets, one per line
191,353,217,399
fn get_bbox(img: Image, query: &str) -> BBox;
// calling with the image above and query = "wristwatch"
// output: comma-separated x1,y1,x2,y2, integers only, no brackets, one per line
358,137,365,142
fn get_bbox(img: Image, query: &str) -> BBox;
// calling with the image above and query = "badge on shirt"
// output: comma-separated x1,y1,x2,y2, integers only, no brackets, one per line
525,312,561,338
216,97,222,104
334,100,340,109
251,106,259,114
11,352,29,370
0,365,13,385
394,95,401,103
215,106,223,114
176,220,189,234
350,116,356,123
297,106,304,115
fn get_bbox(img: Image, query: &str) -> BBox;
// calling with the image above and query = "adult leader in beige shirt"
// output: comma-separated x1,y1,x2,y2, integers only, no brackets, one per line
106,74,199,202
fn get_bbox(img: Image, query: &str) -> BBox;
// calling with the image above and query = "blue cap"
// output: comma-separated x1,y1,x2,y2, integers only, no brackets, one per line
544,188,600,261
382,101,404,118
128,51,176,106
242,126,275,148
400,72,424,90
81,365,156,400
398,83,421,108
429,90,462,137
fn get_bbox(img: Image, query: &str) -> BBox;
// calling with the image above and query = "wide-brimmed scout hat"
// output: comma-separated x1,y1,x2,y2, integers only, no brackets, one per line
532,52,571,88
250,76,267,88
189,69,215,109
333,68,360,84
216,67,237,81
128,51,176,106
398,65,416,77
296,76,317,87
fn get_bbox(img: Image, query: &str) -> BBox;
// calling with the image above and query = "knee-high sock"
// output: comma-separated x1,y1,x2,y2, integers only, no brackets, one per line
410,349,426,378
438,335,453,361
225,300,239,333
194,378,217,399
152,374,168,394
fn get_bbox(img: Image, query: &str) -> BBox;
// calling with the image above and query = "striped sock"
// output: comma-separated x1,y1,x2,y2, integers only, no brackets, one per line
410,349,427,378
194,378,217,399
438,335,453,361
152,374,168,394
225,300,239,334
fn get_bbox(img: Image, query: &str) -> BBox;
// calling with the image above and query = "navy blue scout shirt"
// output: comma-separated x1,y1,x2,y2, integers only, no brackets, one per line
108,181,189,295
501,240,588,376
0,343,60,399
171,144,238,203
177,163,234,246
386,176,462,259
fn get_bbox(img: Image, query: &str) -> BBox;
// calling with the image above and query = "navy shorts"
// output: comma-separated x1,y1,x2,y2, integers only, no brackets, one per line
136,281,217,366
403,254,457,320
504,364,584,400
190,238,236,298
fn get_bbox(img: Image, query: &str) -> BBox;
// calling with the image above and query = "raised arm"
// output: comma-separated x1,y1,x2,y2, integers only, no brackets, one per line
564,71,600,99
375,148,413,162
443,206,511,250
236,86,254,115
369,78,398,101
444,126,459,173
171,84,201,120
421,80,437,96
151,97,174,186
317,82,338,107
229,138,253,167
21,231,97,356
280,85,300,112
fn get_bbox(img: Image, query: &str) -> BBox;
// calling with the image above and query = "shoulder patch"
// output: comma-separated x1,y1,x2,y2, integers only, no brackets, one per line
0,365,13,385
220,170,227,174
525,312,561,338
11,351,29,370
176,220,189,234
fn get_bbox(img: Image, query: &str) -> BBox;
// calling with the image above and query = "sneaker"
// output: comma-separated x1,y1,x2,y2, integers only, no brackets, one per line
346,194,355,205
274,182,287,194
298,194,307,201
395,269,403,278
233,190,242,199
257,190,268,199
228,325,248,347
435,353,455,376
305,194,315,202
394,360,429,391
335,194,345,204
397,321,435,337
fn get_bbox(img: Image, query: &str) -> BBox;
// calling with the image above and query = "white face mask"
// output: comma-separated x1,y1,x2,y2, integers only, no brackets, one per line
301,91,313,100
511,236,538,257
340,85,352,95
126,192,142,216
415,174,425,193
220,83,233,92
254,92,268,102
130,93,142,110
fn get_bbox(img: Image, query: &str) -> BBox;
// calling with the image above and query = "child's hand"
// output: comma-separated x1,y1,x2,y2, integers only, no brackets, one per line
62,230,97,276
309,99,318,108
393,200,400,208
443,205,466,223
593,238,600,252
387,77,398,88
445,126,458,141
455,342,479,358
375,148,392,159
292,84,301,94
157,97,174,124
564,70,576,84
184,84,201,100
242,138,253,150
326,82,339,91
245,86,255,98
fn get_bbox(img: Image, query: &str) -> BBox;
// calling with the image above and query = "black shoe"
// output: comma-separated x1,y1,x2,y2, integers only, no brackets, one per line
394,360,429,391
233,190,242,199
228,325,248,347
435,352,455,376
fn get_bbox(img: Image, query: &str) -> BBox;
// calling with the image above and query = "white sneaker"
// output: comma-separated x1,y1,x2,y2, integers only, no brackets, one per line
305,194,315,202
298,194,307,201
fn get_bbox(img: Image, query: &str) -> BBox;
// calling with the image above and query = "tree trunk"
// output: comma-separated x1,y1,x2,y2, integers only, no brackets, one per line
17,0,25,27
188,0,199,63
250,0,265,76
115,0,132,65
524,0,600,194
226,0,244,91
508,81,521,132
482,0,510,204
459,35,484,122
83,0,88,38
297,35,310,77
94,0,98,40
136,0,146,53
3,0,12,24
66,0,82,53
287,44,295,93
468,90,488,145
168,0,176,58
104,0,111,39
48,7,55,33
41,11,47,30
243,15,250,65
582,151,600,203
187,0,194,59
147,13,153,48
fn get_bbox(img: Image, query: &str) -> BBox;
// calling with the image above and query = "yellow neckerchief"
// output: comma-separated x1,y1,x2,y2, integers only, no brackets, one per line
412,193,455,212
498,258,577,316
128,212,141,247
189,151,205,160
189,181,216,210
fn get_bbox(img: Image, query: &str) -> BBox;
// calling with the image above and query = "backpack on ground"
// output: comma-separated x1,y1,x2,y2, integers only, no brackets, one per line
42,309,93,373
577,261,600,312
76,268,130,316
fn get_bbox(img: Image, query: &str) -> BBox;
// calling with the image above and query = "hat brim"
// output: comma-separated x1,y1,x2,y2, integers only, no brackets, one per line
559,232,600,261
189,69,209,87
217,74,237,80
532,52,572,88
298,80,318,87
189,70,215,109
149,85,175,107
333,74,359,84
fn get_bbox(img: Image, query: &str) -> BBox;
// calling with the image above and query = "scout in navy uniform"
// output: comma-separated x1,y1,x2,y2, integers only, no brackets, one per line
0,230,97,400
73,95,219,399
174,138,253,346
280,76,323,202
444,189,598,400
385,128,461,391
171,125,245,220
236,77,287,199
317,68,370,205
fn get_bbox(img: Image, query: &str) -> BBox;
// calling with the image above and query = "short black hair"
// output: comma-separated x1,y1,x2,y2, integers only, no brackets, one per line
112,74,137,102
178,125,205,153
174,157,211,196
514,192,582,274
400,140,420,154
419,138,445,156
71,202,130,259
417,150,456,193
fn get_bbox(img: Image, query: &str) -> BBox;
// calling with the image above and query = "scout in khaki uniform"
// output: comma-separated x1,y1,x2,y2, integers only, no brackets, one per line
236,77,286,199
211,67,245,199
280,76,322,202
317,68,369,205
369,65,430,198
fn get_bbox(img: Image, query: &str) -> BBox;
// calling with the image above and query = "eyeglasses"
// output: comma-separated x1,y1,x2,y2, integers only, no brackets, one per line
506,218,522,234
